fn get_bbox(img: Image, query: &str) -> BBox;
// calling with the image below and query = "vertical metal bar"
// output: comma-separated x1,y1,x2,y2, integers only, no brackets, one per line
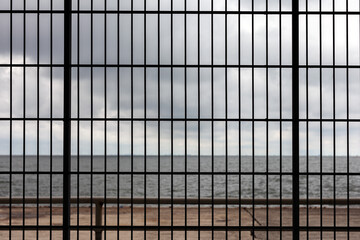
346,1,350,239
90,0,94,238
76,0,80,238
305,1,309,239
104,0,108,238
63,0,72,239
197,0,201,237
9,0,13,238
225,0,228,238
75,56,79,240
279,1,283,238
171,68,174,235
144,0,147,239
157,1,161,238
157,101,160,239
292,0,300,239
116,1,120,239
319,1,323,238
238,0,242,237
130,0,134,237
50,0,54,238
22,1,26,238
170,1,174,237
332,1,336,238
211,0,215,238
265,1,269,238
238,2,242,238
251,1,255,238
184,0,188,238
36,0,40,238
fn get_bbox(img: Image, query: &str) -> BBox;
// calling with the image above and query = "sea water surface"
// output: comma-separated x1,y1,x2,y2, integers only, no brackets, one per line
1,156,360,200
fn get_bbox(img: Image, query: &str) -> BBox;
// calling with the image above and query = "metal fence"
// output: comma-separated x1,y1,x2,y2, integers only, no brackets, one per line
0,0,360,239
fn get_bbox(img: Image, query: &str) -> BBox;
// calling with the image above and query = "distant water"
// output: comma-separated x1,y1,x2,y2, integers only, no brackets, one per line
0,156,360,200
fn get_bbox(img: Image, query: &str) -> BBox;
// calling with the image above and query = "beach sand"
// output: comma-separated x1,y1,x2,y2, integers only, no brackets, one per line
0,206,360,239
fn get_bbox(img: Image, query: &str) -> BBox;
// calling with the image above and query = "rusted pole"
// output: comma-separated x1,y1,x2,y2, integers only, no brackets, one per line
95,201,103,240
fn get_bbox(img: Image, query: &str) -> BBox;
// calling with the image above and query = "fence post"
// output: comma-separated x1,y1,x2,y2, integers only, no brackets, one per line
292,0,300,240
95,202,103,240
63,0,72,239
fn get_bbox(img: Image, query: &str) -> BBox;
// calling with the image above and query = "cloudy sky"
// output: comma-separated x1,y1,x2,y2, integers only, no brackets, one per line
0,0,359,156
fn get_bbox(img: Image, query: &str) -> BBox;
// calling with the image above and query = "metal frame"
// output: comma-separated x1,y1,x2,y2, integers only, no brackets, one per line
1,0,360,239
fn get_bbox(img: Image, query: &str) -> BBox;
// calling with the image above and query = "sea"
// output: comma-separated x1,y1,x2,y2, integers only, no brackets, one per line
0,156,360,200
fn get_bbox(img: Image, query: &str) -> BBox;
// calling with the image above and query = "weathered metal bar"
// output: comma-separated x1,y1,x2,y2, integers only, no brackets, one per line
63,0,72,239
1,197,360,205
1,225,360,232
95,202,103,240
292,0,300,239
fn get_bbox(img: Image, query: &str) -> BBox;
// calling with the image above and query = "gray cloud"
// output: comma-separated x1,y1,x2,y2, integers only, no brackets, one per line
0,0,359,156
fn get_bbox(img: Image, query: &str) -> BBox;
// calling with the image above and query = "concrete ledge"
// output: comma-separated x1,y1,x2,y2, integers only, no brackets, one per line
1,206,360,240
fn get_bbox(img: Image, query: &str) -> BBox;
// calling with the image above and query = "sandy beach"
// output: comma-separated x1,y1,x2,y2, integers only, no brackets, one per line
1,206,360,239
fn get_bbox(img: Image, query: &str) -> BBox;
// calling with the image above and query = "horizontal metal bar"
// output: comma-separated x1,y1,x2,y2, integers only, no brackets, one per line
0,225,359,232
1,10,359,15
2,118,360,122
1,171,360,176
0,10,292,14
1,63,360,68
73,10,290,14
0,10,64,14
0,64,293,68
1,197,360,205
1,118,293,121
75,11,360,15
1,171,293,175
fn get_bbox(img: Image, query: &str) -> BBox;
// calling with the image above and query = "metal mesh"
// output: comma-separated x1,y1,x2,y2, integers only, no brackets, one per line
0,0,360,239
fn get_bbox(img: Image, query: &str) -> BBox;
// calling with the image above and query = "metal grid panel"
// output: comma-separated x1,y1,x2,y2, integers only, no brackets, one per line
298,0,360,239
0,0,359,239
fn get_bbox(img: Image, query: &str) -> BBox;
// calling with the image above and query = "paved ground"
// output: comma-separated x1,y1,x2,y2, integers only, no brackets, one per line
0,206,359,239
